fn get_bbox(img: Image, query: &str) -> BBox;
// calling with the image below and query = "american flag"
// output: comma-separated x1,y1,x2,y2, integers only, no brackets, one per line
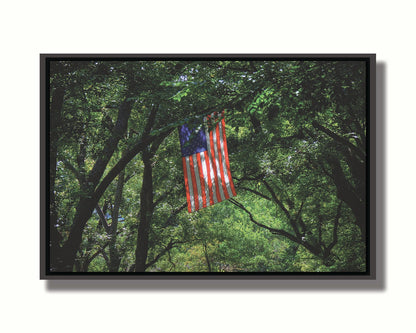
179,111,236,213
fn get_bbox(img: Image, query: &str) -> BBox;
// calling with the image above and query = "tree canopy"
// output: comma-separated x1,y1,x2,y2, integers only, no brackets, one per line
47,58,367,273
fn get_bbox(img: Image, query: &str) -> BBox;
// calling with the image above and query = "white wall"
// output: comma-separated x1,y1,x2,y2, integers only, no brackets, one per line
0,1,412,332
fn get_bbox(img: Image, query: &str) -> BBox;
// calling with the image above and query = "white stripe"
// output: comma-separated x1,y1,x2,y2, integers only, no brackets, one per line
200,152,211,207
211,113,226,201
208,155,219,203
192,154,203,209
185,156,195,212
218,120,234,198
204,117,218,204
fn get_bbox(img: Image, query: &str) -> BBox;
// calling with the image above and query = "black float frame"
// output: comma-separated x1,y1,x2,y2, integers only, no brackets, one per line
40,54,377,280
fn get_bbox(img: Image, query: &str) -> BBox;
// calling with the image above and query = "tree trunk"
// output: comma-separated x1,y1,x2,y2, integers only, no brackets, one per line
49,85,65,271
55,197,96,271
108,170,125,272
310,122,366,239
53,100,133,272
203,243,212,272
133,129,173,272
134,150,154,272
328,157,366,238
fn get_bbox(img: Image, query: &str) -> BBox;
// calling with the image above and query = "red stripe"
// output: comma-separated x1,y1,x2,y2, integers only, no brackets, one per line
215,120,230,199
196,154,207,208
209,116,222,202
188,155,199,211
221,117,236,196
204,150,214,205
182,157,192,213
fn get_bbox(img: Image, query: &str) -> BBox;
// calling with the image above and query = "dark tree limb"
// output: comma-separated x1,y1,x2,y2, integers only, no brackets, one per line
108,170,125,272
203,242,212,272
235,177,305,239
233,175,264,182
153,191,171,209
235,186,272,201
167,250,176,271
312,121,365,161
261,180,292,221
261,180,303,238
54,94,136,272
295,201,307,234
101,250,110,268
77,133,87,184
325,201,342,255
229,199,324,259
134,125,172,272
61,159,83,183
328,156,365,238
134,150,154,272
93,128,174,202
80,230,122,272
162,202,188,228
144,239,184,270
95,204,110,233
229,199,299,244
87,99,134,188
49,85,66,269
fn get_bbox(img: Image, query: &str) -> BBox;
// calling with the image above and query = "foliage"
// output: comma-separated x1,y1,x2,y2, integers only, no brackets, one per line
49,59,367,272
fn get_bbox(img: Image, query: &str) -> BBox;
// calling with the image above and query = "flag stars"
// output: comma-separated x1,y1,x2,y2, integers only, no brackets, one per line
179,123,208,157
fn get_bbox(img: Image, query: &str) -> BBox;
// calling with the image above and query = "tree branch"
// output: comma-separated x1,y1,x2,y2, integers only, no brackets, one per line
229,199,323,258
235,186,272,201
326,201,342,254
261,180,302,237
229,199,299,243
162,202,187,228
262,180,291,220
153,189,174,209
295,201,307,234
327,156,365,237
203,242,212,272
95,204,110,233
87,99,134,187
144,239,185,270
93,128,174,202
81,230,122,272
312,121,365,161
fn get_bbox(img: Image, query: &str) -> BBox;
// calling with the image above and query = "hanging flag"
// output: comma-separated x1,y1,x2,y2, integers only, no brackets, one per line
179,111,236,213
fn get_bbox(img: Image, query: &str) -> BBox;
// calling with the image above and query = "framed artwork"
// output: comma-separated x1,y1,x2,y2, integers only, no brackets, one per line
40,54,376,279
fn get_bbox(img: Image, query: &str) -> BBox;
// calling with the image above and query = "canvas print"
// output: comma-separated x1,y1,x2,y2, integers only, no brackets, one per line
42,55,373,277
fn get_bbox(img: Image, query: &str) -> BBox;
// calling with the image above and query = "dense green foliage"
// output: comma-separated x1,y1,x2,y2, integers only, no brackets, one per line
49,59,366,273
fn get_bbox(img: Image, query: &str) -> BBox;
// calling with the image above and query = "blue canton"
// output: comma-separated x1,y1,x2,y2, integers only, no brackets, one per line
179,123,208,157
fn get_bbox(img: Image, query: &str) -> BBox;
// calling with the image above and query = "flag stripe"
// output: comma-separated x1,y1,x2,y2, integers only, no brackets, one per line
219,118,236,197
208,147,221,203
199,152,211,207
188,156,199,211
204,151,214,205
211,113,226,201
192,154,204,209
202,118,214,205
209,153,220,203
204,119,218,205
182,157,192,213
215,117,230,199
184,156,195,212
207,115,224,202
195,153,207,208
